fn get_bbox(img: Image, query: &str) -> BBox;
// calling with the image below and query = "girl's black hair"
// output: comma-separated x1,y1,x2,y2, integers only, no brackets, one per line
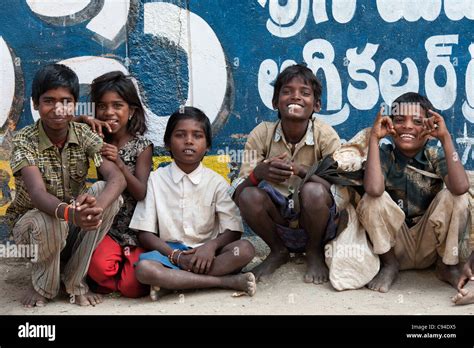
90,71,147,135
164,106,212,149
32,64,79,105
272,64,322,119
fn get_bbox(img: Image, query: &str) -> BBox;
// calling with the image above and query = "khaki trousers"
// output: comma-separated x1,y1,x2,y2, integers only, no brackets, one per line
356,189,469,270
13,181,122,299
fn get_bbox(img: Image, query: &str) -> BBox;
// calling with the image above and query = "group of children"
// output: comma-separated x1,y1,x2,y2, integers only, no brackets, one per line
6,63,474,308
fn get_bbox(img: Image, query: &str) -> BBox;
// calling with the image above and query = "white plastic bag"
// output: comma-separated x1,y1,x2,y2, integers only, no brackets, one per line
325,190,380,291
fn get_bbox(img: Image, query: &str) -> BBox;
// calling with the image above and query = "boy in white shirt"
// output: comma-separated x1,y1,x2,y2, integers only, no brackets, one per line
130,107,256,299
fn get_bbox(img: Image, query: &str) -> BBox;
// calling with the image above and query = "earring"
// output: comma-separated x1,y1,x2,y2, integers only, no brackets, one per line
128,114,133,121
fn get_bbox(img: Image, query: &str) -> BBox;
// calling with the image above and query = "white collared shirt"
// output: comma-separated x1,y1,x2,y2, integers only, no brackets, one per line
130,162,244,247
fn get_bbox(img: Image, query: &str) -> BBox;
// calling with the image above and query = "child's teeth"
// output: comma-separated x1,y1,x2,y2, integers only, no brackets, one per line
288,104,303,113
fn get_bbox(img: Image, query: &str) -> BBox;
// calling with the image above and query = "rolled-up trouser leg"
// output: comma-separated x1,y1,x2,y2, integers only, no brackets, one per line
62,181,122,296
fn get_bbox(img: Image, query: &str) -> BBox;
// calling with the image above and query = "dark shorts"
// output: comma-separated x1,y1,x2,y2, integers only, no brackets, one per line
138,242,191,270
258,180,338,253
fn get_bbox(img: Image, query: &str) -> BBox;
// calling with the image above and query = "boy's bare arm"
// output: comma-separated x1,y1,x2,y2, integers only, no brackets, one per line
101,144,153,201
137,231,173,255
22,166,71,218
364,109,394,197
425,110,469,195
203,229,241,251
95,157,127,210
21,166,102,230
182,230,242,274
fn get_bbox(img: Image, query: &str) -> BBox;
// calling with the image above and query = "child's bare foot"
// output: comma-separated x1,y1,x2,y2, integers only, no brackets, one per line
223,272,256,296
304,252,329,284
150,286,173,301
22,286,48,308
251,250,289,281
367,264,398,293
452,282,474,306
73,292,103,306
436,262,461,288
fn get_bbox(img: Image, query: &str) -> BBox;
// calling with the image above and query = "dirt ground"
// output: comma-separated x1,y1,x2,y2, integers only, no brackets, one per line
1,236,472,316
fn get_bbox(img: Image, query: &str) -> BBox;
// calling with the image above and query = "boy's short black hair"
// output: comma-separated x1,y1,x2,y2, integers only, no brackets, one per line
32,64,79,105
164,106,212,149
391,92,434,118
272,64,322,119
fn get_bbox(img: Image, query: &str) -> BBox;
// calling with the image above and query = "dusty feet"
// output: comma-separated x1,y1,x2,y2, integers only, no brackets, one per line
72,291,103,306
435,262,461,288
367,264,399,293
452,282,474,306
223,272,257,296
251,250,290,281
304,252,329,284
22,286,48,308
150,286,173,301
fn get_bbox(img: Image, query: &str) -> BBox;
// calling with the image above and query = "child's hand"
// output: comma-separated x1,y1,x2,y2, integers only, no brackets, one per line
70,194,103,230
290,162,308,178
101,143,119,163
73,194,96,213
254,153,292,183
183,242,217,274
421,110,449,142
73,205,103,231
80,116,112,138
370,107,395,141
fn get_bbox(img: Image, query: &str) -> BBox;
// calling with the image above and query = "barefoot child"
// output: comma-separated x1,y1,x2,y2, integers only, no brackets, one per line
6,64,126,307
357,92,471,298
131,107,256,299
454,252,474,305
84,71,153,298
230,64,341,284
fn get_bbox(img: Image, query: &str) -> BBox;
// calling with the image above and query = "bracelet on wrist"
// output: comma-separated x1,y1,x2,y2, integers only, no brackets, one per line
64,206,70,222
168,249,179,265
54,202,68,220
248,171,260,186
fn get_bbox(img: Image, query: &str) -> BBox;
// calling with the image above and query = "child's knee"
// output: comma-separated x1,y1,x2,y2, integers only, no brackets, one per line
238,187,267,211
134,260,158,283
300,182,331,208
235,240,255,262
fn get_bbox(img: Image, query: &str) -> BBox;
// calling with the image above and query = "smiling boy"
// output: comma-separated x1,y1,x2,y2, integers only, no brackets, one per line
357,92,471,300
6,64,126,307
231,64,341,283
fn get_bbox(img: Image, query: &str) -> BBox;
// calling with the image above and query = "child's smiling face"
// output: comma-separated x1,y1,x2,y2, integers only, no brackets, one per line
274,77,320,121
392,104,428,157
35,87,75,132
95,91,133,135
168,119,209,173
